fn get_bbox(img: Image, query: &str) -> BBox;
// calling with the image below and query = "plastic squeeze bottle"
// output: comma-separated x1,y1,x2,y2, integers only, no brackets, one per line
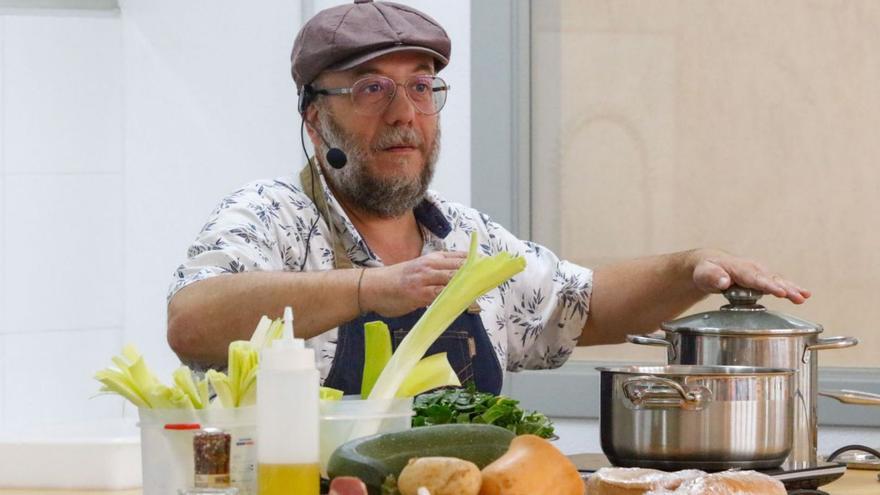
257,307,319,495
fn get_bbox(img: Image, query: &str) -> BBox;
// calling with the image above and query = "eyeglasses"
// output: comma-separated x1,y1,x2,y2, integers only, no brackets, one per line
313,75,450,116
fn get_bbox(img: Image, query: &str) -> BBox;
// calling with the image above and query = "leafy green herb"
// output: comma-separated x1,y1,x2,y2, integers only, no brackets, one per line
411,383,555,439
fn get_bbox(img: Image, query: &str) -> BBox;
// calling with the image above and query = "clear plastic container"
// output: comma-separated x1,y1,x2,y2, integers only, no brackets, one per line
318,397,414,476
138,407,256,495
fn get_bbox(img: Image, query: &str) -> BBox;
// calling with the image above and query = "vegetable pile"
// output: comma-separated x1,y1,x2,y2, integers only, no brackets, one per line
94,315,344,409
327,424,578,495
411,383,555,439
94,344,209,409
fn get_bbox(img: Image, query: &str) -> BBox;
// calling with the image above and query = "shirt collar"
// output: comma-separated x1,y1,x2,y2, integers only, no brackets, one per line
310,164,453,263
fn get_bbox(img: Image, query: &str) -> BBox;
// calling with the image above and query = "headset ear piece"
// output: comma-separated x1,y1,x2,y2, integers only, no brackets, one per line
298,84,314,115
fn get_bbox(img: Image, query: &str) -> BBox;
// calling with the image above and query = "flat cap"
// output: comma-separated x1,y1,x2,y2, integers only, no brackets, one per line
291,0,451,91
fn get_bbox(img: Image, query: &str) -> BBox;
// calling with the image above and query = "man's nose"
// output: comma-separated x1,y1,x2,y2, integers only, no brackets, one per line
382,85,416,126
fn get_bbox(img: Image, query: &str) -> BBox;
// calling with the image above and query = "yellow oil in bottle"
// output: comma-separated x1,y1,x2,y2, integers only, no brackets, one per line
258,463,320,495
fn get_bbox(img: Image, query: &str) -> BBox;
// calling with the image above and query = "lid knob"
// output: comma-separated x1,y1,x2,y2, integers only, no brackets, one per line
722,285,764,307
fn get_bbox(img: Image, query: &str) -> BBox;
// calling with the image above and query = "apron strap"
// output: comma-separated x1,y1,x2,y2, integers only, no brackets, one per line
299,160,354,270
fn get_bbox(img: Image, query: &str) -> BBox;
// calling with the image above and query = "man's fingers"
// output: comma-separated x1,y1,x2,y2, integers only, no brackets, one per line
443,250,468,258
772,275,798,298
698,257,811,304
418,285,445,306
425,256,466,270
420,269,457,286
693,259,733,292
752,272,787,297
426,250,466,260
772,275,810,304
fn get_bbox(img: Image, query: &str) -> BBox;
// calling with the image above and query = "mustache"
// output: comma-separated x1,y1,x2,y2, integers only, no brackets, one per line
371,126,423,151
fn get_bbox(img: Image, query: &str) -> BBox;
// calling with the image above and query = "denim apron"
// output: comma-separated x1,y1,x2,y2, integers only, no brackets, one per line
299,164,504,394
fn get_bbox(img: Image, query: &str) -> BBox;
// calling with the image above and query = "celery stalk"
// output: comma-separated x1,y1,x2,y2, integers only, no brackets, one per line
361,321,393,398
368,233,525,401
238,378,257,407
94,369,150,408
320,386,344,401
206,369,235,408
121,344,140,363
146,383,191,409
197,378,210,407
94,344,177,409
396,352,461,398
248,315,273,349
172,366,204,409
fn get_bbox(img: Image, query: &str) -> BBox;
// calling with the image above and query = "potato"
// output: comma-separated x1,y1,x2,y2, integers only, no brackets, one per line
397,456,482,495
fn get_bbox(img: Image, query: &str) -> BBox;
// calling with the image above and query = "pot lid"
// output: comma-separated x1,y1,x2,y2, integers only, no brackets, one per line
661,286,822,335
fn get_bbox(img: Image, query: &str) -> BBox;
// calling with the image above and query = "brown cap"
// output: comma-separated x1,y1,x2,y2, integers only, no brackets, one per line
291,0,451,91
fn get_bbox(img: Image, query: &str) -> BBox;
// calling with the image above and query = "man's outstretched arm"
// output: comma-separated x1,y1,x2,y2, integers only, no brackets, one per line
167,251,466,367
579,248,810,346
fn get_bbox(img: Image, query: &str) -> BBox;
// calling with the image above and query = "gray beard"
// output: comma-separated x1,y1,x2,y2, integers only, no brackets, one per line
316,110,440,219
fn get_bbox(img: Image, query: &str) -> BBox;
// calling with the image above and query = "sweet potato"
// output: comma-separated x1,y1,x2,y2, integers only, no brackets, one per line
479,435,583,495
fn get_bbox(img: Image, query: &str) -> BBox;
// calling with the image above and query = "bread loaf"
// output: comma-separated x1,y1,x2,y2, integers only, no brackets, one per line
584,467,705,495
650,470,786,495
586,468,785,495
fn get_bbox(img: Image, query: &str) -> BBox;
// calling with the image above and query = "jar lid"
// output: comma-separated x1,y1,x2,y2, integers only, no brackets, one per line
661,286,822,336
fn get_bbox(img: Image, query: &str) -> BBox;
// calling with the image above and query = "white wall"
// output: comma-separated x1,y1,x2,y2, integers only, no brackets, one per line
119,0,305,387
0,1,470,429
0,10,124,429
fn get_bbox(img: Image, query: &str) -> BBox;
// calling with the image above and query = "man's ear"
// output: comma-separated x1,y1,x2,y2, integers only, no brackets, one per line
303,102,322,149
303,103,316,129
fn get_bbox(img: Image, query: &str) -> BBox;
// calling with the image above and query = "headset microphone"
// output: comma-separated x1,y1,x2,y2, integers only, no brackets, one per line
317,132,348,169
299,84,348,169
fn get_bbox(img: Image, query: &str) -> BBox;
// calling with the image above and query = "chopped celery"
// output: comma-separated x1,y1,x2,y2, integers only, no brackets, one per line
206,340,259,407
146,383,191,409
248,315,273,349
249,315,286,350
197,378,210,407
227,341,258,406
320,386,344,401
95,344,206,409
361,321,393,398
396,352,461,398
95,369,150,409
206,369,235,408
172,366,205,409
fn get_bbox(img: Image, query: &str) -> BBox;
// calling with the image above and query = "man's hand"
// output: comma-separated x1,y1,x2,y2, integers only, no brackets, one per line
361,251,468,317
690,249,811,304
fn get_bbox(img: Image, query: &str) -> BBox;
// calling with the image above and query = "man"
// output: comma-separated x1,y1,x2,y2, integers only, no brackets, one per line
167,0,809,394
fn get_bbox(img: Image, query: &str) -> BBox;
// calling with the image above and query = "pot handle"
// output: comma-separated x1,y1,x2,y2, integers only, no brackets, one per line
819,389,880,406
622,375,710,410
625,334,677,361
802,336,859,363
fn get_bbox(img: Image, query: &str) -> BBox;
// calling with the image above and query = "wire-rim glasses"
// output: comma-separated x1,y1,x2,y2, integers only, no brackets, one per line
314,75,450,116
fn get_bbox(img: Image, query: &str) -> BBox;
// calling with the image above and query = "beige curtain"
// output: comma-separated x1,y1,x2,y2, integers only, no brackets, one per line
531,0,880,366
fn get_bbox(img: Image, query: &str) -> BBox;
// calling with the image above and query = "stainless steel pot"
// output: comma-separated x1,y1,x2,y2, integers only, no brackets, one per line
626,287,859,468
598,365,796,471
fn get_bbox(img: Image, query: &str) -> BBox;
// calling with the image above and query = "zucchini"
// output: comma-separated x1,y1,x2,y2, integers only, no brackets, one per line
327,424,515,494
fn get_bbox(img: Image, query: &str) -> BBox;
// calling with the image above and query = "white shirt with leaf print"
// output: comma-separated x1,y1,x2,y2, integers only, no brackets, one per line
169,172,593,383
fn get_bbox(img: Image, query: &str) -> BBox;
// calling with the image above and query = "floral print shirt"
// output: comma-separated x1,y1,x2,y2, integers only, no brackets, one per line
169,171,593,383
